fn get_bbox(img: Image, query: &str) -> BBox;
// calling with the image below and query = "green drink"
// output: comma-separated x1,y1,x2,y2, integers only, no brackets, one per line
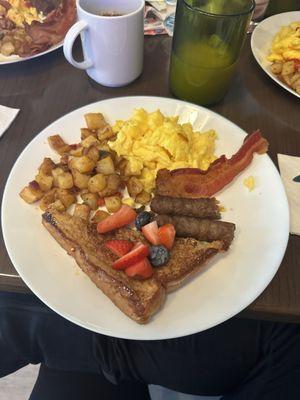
170,0,255,105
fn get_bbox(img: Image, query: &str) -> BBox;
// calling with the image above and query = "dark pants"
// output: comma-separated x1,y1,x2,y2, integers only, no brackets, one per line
1,291,300,399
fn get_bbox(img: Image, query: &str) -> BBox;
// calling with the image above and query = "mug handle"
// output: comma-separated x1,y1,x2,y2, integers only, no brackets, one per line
63,20,93,70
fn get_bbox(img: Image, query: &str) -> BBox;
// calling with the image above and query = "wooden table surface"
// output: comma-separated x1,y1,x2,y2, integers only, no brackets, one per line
0,35,299,322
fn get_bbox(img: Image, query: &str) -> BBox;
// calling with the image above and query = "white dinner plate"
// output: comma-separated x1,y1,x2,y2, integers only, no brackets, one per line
2,96,289,340
0,42,63,65
251,11,300,98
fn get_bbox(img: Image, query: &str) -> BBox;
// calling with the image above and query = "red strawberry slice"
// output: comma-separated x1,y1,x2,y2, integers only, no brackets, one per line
97,205,137,233
125,258,153,279
142,221,160,245
158,224,176,250
104,240,134,257
112,243,149,270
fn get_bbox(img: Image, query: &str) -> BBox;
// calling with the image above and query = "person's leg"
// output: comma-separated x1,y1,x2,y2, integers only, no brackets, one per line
0,291,98,377
93,319,300,399
29,364,151,400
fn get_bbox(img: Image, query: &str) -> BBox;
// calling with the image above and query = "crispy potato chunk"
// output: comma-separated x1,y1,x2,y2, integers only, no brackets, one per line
39,189,57,211
19,181,44,204
97,125,115,141
48,135,70,155
84,145,100,162
88,174,106,193
52,167,64,187
81,135,99,149
107,174,121,191
91,210,110,224
84,113,107,130
56,189,76,209
135,190,151,205
35,173,53,192
80,128,97,140
69,146,83,157
57,172,73,190
70,156,95,174
81,192,99,210
73,204,90,221
282,60,295,76
38,158,56,175
104,195,122,213
271,62,283,74
96,156,115,175
51,199,65,212
71,169,90,189
127,177,143,198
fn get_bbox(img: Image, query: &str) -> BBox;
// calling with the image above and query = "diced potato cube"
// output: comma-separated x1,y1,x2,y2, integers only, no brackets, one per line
60,154,69,165
107,174,121,191
57,172,73,189
127,177,143,198
80,128,97,140
35,173,53,192
56,189,76,209
97,186,118,197
97,125,115,141
96,156,115,175
52,167,64,187
271,62,283,75
135,190,151,205
81,192,99,210
71,169,90,189
51,199,65,212
70,156,95,174
69,146,83,157
73,204,90,221
38,158,56,175
91,210,110,224
282,61,295,76
19,181,44,204
84,113,107,130
98,143,111,152
104,195,122,213
88,174,106,193
84,145,100,162
48,135,70,155
81,135,99,148
39,188,56,211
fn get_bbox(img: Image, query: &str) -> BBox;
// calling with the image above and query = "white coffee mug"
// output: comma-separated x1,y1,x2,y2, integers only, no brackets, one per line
64,0,144,87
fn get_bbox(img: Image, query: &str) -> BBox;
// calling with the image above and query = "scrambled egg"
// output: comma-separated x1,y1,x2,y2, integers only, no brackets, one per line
268,22,300,62
109,109,217,194
7,0,44,27
243,176,255,192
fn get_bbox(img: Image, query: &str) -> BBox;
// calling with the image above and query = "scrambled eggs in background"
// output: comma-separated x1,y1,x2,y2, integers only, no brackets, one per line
7,0,44,27
109,109,217,194
268,21,300,62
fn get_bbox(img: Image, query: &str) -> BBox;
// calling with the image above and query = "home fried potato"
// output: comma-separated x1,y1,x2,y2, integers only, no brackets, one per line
127,177,143,198
38,158,56,176
88,174,106,193
73,204,90,221
35,172,53,192
81,128,97,140
70,156,95,174
39,188,57,211
81,192,99,210
104,195,122,213
48,135,70,155
91,210,110,224
71,169,90,189
84,145,100,162
56,189,76,209
96,156,115,175
57,172,73,190
19,181,44,204
135,190,151,205
84,113,107,130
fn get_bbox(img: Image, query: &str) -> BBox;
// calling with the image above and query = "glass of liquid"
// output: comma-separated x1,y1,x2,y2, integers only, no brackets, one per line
169,0,255,105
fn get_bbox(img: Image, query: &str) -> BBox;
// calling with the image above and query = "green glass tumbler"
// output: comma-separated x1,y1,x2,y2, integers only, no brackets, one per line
169,0,255,105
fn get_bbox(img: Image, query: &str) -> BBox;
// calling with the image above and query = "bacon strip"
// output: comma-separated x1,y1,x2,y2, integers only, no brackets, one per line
155,130,269,198
18,0,76,57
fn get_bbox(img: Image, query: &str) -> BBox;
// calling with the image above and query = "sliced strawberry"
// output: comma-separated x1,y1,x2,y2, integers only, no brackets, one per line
97,198,105,207
158,224,176,250
141,221,160,245
112,243,149,270
104,240,134,257
125,258,153,279
97,205,137,234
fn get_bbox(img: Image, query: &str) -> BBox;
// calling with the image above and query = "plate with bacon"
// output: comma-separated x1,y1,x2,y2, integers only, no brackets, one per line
2,96,289,340
0,0,76,64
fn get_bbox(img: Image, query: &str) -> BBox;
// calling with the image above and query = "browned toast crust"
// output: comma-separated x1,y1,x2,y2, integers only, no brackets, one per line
42,209,225,323
42,210,165,324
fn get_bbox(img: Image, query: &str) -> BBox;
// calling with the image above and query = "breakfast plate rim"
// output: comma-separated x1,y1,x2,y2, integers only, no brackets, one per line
1,95,290,340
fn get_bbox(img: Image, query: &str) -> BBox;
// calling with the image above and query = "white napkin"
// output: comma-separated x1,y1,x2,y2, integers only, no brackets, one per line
278,153,300,235
0,105,20,139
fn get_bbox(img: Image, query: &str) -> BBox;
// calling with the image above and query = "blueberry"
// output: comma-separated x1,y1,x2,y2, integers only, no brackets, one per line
135,211,151,230
149,245,170,267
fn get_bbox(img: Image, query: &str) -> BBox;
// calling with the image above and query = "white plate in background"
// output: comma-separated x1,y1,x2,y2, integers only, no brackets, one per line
251,11,300,98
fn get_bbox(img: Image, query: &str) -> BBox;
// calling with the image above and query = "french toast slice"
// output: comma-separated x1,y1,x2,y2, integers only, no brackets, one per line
42,209,165,324
42,209,225,323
